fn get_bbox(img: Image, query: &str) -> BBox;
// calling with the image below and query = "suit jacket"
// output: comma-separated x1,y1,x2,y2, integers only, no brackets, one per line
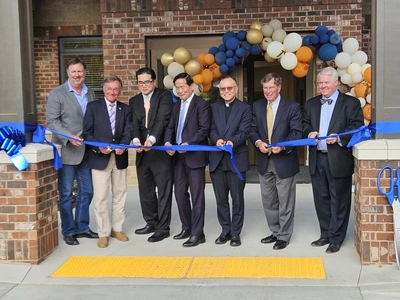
164,94,211,169
209,98,252,173
46,81,95,165
129,88,173,166
303,91,364,178
82,99,133,170
250,96,302,179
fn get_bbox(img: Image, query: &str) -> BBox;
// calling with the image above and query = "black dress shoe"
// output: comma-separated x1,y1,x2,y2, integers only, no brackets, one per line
311,237,329,247
182,235,206,247
326,243,341,254
147,232,170,243
173,230,191,240
64,235,79,246
273,240,288,250
230,235,241,247
135,225,156,235
215,233,232,244
74,230,99,239
261,234,277,244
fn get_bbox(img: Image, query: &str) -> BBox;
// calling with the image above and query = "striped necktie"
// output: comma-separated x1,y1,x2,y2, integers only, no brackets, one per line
267,103,273,155
144,95,150,128
109,103,116,135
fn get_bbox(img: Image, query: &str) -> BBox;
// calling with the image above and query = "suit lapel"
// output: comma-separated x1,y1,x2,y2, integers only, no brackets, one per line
224,99,238,135
259,99,268,136
63,82,84,117
328,92,344,132
273,98,286,136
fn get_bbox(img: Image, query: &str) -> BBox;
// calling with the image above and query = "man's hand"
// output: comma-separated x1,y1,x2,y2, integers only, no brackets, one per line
216,139,225,146
326,134,338,144
69,135,83,146
256,140,269,154
143,139,153,152
165,142,175,156
309,131,319,142
271,146,284,154
99,146,111,154
178,142,188,153
133,141,143,153
115,148,125,155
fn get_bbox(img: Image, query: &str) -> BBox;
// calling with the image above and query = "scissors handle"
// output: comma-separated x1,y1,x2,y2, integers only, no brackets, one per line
377,165,394,205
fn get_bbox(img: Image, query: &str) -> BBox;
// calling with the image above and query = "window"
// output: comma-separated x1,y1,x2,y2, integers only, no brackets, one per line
59,37,104,99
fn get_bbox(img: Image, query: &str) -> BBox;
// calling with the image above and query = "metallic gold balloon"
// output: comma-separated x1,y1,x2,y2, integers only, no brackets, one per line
173,47,192,65
184,59,202,76
250,21,263,31
246,29,264,45
161,52,175,67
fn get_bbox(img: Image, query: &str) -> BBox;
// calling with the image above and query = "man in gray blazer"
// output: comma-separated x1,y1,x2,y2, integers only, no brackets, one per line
46,58,98,246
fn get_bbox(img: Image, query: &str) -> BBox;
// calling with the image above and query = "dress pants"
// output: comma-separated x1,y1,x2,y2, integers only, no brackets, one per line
92,153,128,238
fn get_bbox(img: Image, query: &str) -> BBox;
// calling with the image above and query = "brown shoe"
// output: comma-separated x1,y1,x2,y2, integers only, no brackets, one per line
111,230,129,242
97,237,109,248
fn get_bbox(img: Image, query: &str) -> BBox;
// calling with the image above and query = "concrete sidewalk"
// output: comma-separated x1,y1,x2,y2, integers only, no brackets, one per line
1,184,400,299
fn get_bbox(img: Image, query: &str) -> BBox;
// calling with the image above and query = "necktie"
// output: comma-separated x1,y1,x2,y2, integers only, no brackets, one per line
176,100,188,145
267,103,273,155
144,95,150,128
321,98,333,105
109,103,116,135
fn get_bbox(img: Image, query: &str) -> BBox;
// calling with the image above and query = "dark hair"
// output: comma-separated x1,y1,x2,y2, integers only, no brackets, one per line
136,67,156,80
219,75,238,85
103,75,123,89
173,72,193,86
261,73,282,86
67,58,86,70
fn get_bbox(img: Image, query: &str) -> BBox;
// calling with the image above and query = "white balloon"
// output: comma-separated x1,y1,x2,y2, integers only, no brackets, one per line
347,63,362,76
342,38,359,55
168,62,185,78
352,72,363,84
280,52,298,70
335,52,352,69
351,50,368,66
271,28,287,43
194,84,203,96
366,93,372,103
283,33,303,53
361,63,372,75
340,73,352,85
264,52,276,62
267,41,285,59
358,97,366,108
172,86,179,97
261,24,274,37
269,19,282,30
337,67,348,77
163,75,174,89
345,92,353,96
350,87,355,96
261,37,273,51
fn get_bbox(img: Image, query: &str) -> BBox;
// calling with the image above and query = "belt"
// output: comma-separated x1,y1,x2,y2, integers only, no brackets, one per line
317,150,328,153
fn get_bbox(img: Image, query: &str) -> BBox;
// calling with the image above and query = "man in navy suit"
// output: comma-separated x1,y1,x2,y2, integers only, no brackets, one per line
83,75,133,248
164,73,211,247
209,76,252,247
129,67,173,243
303,67,363,254
250,73,302,250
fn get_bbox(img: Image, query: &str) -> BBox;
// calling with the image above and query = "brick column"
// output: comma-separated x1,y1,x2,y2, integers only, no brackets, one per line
353,139,400,265
0,143,59,264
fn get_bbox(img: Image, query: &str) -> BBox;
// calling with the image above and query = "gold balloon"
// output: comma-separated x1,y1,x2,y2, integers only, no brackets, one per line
174,47,192,65
246,29,264,45
184,59,202,76
250,21,263,31
161,52,174,67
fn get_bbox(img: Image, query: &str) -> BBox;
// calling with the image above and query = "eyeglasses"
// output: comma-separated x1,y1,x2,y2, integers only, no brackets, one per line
220,86,237,92
138,80,154,86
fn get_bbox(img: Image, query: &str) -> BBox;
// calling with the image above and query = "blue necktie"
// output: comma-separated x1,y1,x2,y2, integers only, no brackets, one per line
109,103,116,135
176,100,188,144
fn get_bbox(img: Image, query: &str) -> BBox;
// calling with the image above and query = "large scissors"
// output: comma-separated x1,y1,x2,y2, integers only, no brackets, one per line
377,165,400,269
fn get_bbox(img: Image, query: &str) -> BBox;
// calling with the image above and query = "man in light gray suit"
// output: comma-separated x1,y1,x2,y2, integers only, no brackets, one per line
46,58,98,246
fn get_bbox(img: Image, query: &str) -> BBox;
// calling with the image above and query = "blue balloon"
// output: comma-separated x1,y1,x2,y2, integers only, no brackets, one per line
208,46,219,56
315,25,329,36
228,64,236,71
310,35,319,45
235,48,245,58
241,41,251,54
317,43,337,61
303,36,312,46
336,43,343,53
226,37,240,51
218,43,227,52
327,29,336,36
319,33,329,44
219,63,229,73
233,55,241,64
215,51,227,65
226,50,234,58
250,45,260,55
329,33,341,45
222,31,236,44
226,57,235,67
237,30,247,41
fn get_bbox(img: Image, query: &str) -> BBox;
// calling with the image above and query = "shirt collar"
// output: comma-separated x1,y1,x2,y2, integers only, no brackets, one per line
67,80,87,94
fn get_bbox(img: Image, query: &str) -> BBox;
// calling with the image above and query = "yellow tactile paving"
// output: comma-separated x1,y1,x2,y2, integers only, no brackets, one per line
51,256,326,279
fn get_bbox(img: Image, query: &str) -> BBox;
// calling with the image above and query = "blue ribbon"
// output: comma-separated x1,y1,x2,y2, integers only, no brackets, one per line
0,126,29,171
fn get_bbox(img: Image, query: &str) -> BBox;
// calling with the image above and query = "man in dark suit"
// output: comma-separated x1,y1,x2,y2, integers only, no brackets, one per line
82,75,133,248
129,67,173,243
209,76,252,247
303,67,363,254
250,73,302,250
164,72,211,247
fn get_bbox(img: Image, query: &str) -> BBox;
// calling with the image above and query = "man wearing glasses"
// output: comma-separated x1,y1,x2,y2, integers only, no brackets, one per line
209,76,252,247
250,73,302,250
129,67,174,243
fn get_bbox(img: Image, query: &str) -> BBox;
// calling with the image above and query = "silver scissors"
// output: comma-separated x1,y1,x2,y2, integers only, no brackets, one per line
377,165,400,269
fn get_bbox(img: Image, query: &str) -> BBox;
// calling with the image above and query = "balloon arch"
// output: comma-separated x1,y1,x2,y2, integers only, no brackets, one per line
160,19,372,125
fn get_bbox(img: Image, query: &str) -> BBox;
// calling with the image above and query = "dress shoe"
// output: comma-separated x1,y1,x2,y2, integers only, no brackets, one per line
311,237,329,247
97,237,109,248
230,235,241,247
215,233,232,245
64,235,79,246
182,235,206,247
173,230,191,240
74,229,99,239
273,240,288,250
261,234,277,244
135,225,156,235
148,232,170,243
111,230,129,242
326,243,341,254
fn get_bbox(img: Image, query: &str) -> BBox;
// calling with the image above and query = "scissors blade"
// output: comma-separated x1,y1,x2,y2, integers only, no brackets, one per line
392,199,400,270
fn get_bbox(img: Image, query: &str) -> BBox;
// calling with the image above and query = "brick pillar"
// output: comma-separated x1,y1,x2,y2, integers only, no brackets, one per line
353,139,400,265
0,143,59,264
